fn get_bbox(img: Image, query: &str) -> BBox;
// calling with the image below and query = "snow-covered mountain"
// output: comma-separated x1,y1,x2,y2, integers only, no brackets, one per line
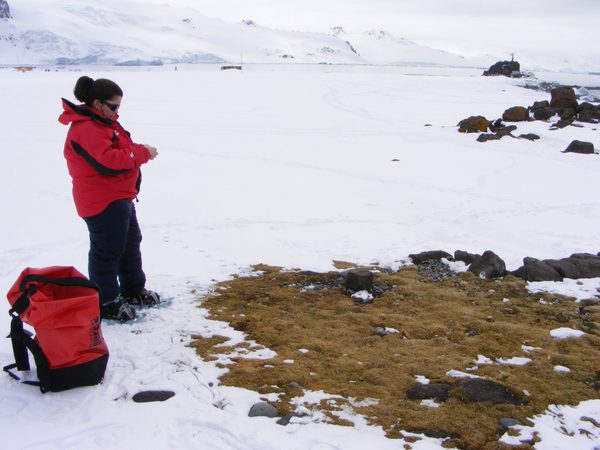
0,0,492,67
330,27,494,68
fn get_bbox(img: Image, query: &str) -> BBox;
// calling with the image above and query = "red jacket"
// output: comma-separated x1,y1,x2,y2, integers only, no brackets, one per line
59,98,151,217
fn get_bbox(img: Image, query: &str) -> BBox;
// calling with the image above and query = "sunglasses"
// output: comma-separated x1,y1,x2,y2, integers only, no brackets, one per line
102,101,120,112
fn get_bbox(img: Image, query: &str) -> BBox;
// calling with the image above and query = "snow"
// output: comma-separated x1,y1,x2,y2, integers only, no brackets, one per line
550,328,587,340
445,370,482,379
1,64,600,448
420,399,440,409
554,366,571,374
415,375,430,385
496,357,532,366
350,290,373,302
500,401,600,450
474,354,531,366
528,277,600,302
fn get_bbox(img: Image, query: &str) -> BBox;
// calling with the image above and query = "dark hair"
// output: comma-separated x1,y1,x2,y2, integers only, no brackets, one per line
73,76,123,106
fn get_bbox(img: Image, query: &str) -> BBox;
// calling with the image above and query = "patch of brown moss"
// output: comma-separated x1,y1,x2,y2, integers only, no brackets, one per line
191,264,600,450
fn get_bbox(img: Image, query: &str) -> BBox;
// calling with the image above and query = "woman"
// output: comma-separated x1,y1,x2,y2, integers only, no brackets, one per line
59,76,159,322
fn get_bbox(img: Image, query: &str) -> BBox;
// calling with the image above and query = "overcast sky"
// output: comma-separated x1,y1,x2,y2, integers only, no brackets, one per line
140,0,600,67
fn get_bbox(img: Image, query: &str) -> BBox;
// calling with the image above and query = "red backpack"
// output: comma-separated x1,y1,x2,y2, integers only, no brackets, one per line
4,267,109,392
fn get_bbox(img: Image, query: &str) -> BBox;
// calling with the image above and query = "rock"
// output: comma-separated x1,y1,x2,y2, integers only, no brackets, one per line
533,107,554,121
568,253,600,278
416,430,457,440
477,133,501,142
495,125,518,137
343,268,374,293
578,108,600,123
454,250,481,265
406,383,452,401
550,118,573,129
512,254,600,281
132,390,176,403
409,250,453,264
523,257,540,265
577,102,598,114
550,87,579,110
416,259,455,282
498,418,522,431
563,140,595,154
483,60,521,77
373,327,395,337
460,379,522,405
297,270,323,276
560,108,576,120
512,261,563,282
580,298,600,307
544,259,583,279
488,118,505,132
276,413,299,426
519,133,540,141
288,381,305,390
502,106,529,122
249,402,278,418
0,1,10,19
530,100,550,110
468,250,506,278
458,116,490,133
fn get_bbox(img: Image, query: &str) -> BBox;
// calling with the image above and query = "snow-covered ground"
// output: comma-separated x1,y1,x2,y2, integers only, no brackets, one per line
1,64,600,449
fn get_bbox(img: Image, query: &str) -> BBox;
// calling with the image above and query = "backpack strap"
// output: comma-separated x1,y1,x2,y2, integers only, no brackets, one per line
3,314,52,393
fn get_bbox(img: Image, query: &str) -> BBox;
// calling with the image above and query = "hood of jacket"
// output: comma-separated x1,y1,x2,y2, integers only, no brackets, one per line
58,98,119,126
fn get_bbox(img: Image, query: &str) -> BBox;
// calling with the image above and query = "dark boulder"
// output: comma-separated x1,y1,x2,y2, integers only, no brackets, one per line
477,133,501,142
406,383,451,401
550,87,578,110
495,125,518,137
499,418,522,431
560,108,576,120
530,100,550,110
563,140,595,154
460,379,522,405
512,261,563,282
343,268,374,293
512,254,600,281
568,253,600,278
578,105,600,123
0,1,11,19
277,413,300,426
454,250,481,265
468,250,506,278
519,133,540,141
409,250,453,264
544,259,582,279
533,107,554,121
483,60,521,77
132,390,176,403
249,402,278,418
502,106,529,122
550,118,574,129
458,116,490,133
577,102,598,114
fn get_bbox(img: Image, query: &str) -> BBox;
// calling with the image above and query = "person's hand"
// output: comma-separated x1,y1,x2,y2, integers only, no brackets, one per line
144,144,158,160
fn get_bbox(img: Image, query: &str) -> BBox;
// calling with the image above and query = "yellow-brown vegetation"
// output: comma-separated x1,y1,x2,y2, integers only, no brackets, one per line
190,263,600,449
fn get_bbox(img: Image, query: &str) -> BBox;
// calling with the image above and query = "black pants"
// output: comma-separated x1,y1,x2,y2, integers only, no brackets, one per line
83,199,146,306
